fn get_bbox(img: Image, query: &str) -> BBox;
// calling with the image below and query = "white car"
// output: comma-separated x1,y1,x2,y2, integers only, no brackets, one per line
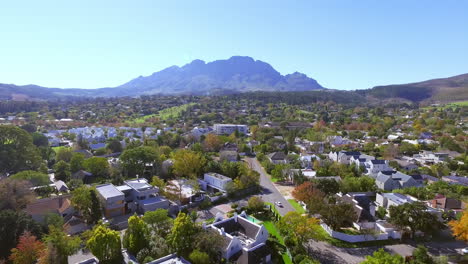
275,201,283,207
462,248,468,255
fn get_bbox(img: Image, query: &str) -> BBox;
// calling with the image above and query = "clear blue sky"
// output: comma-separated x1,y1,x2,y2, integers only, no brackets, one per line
1,1,467,90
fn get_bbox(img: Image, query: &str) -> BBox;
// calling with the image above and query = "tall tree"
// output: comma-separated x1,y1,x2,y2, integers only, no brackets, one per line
56,148,73,163
10,170,50,187
320,201,357,230
0,125,41,175
388,202,442,238
83,157,110,178
9,232,45,264
203,134,223,152
449,209,468,242
70,152,85,173
120,146,160,177
0,210,43,259
143,209,173,238
42,226,80,264
0,179,35,211
172,149,207,179
278,212,321,246
123,214,149,256
167,212,199,255
86,224,122,264
71,186,101,224
53,160,71,182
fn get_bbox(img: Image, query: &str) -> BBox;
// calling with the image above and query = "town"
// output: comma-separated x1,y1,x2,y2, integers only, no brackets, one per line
0,94,466,264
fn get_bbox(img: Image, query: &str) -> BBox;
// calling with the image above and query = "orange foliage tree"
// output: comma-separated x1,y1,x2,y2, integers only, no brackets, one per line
449,210,468,242
9,232,45,264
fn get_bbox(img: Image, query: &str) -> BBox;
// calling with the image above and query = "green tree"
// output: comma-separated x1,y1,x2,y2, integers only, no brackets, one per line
10,170,49,187
56,148,73,162
71,186,101,224
360,248,404,264
193,229,225,262
42,226,80,264
53,160,71,182
0,125,42,174
143,209,173,237
106,139,123,153
172,149,207,179
167,212,199,255
278,212,322,246
189,249,210,264
0,210,43,259
120,146,160,177
123,214,149,256
31,132,49,147
70,153,85,173
388,202,443,238
410,245,434,264
0,179,35,211
247,196,265,213
86,224,122,264
320,201,357,230
83,157,110,178
315,178,340,195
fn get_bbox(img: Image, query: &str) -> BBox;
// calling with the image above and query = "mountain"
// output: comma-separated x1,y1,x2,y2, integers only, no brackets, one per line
365,73,468,102
0,56,325,100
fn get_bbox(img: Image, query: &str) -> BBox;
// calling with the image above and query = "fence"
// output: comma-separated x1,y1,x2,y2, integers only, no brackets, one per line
321,223,389,243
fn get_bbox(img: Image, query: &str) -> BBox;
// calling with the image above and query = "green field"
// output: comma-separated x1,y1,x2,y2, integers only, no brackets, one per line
130,103,196,124
424,100,468,110
263,221,292,264
288,199,306,214
52,146,69,153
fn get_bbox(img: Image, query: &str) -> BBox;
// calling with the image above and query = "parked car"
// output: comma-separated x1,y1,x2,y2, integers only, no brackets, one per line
275,201,283,207
462,248,468,255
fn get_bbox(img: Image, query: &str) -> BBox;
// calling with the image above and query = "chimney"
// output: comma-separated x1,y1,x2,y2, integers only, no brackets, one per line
220,227,225,236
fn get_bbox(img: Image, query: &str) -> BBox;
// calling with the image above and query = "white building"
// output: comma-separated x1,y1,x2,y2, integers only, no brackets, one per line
199,172,233,193
213,124,248,135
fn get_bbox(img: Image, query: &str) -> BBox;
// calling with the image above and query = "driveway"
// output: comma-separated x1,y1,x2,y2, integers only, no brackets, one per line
244,157,295,216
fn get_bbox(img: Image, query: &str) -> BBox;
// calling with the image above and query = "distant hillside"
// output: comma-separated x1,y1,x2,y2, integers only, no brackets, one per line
0,56,324,100
365,73,468,102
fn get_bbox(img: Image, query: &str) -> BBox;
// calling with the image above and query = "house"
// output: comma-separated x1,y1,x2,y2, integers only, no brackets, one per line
199,172,233,193
123,178,170,213
165,179,204,205
337,192,376,224
350,155,374,170
63,215,88,235
25,195,74,223
205,212,270,264
328,151,362,164
268,152,288,164
191,126,212,140
365,160,391,177
427,194,463,212
72,170,93,183
442,176,468,187
213,124,248,135
222,142,239,152
90,142,106,150
220,150,239,162
375,193,418,212
327,136,352,147
147,254,191,264
375,171,421,191
299,154,320,169
413,151,449,165
96,184,126,218
419,132,433,139
54,180,69,192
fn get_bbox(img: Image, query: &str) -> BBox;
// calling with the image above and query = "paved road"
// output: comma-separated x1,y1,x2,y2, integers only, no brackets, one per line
245,157,295,216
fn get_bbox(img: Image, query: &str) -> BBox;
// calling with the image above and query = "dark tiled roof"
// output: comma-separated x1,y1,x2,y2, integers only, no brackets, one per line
237,244,270,264
268,152,286,161
344,151,361,156
371,160,386,164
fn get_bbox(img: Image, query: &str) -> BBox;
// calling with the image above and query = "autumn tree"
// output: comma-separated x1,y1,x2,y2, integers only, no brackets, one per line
123,214,149,256
203,134,223,152
172,149,206,179
87,224,122,264
449,209,468,241
9,232,45,264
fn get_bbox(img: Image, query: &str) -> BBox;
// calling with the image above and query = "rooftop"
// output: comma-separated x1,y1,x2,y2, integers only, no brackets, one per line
96,184,124,199
125,178,153,191
205,172,232,181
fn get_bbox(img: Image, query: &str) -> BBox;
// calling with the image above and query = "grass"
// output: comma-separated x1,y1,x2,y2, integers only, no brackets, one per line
130,103,196,124
263,220,293,264
287,199,306,214
423,100,468,110
265,202,281,216
52,146,68,153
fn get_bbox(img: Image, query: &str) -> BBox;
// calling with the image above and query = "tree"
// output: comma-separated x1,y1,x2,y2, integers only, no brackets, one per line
247,196,265,213
86,224,122,264
10,170,49,187
360,248,404,264
388,202,443,238
278,212,321,246
53,160,71,182
410,245,434,264
167,212,199,255
136,234,170,263
70,152,85,173
143,209,173,237
315,178,340,195
203,134,223,152
31,132,49,148
320,201,357,230
193,229,225,262
292,182,324,203
42,226,80,264
172,149,207,179
106,139,123,153
71,186,101,224
151,176,166,190
123,214,149,256
0,179,35,211
189,250,210,264
0,210,43,259
83,157,110,178
120,146,160,177
340,176,376,193
9,232,45,264
0,125,41,175
56,148,73,163
449,209,468,241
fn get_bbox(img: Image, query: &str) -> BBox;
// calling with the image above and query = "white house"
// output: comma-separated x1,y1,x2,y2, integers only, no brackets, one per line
199,172,233,193
375,170,421,191
213,124,248,135
365,159,391,177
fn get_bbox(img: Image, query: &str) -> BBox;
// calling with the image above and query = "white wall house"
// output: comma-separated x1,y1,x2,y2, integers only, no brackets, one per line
199,172,233,192
213,124,248,135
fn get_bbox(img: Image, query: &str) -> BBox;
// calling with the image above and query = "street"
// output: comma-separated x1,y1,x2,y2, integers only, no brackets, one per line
245,157,295,216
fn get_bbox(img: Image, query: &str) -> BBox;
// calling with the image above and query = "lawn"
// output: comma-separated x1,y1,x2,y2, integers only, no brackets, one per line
263,221,292,264
130,103,196,124
52,146,69,153
288,199,306,214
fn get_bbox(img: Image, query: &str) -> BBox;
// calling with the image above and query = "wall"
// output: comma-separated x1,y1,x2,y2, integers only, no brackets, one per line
321,223,389,243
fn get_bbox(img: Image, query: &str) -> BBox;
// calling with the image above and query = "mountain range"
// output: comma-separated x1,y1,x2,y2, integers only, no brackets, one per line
0,56,467,102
